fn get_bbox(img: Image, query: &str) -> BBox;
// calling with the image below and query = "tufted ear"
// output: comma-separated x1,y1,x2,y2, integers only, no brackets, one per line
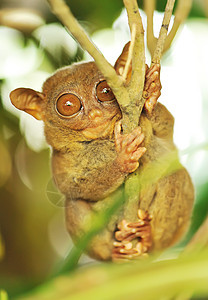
114,41,132,82
10,88,45,120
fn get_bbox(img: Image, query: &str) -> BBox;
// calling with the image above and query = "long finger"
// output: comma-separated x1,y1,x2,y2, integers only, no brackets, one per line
114,120,122,152
144,71,160,91
146,63,160,79
131,147,147,161
121,127,142,149
126,132,145,153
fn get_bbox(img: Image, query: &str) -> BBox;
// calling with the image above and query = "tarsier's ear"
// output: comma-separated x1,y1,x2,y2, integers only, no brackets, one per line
114,42,132,82
10,88,45,120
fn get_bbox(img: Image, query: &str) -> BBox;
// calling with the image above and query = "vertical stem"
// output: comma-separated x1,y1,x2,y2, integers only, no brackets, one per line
47,0,123,91
163,0,193,53
120,0,146,223
121,0,146,133
144,0,157,57
124,0,146,98
152,0,176,64
122,24,136,82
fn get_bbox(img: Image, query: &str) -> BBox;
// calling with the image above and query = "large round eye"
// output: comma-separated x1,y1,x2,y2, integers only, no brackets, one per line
96,80,115,102
56,94,81,117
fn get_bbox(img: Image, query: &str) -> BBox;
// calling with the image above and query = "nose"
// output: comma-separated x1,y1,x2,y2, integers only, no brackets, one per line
88,108,103,121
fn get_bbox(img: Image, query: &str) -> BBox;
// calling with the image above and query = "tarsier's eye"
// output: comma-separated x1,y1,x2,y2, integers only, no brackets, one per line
56,94,81,117
96,80,115,102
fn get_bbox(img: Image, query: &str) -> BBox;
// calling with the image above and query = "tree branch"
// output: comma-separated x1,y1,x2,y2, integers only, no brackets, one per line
163,0,193,54
47,0,147,133
122,24,136,82
144,0,157,58
152,0,176,64
122,0,146,132
145,0,192,60
124,0,146,97
46,0,184,230
47,0,124,94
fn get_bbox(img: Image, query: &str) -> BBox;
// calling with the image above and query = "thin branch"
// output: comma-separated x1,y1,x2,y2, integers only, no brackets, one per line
120,0,146,133
145,0,192,59
124,0,146,98
152,0,176,64
144,0,157,58
47,0,124,92
163,0,193,54
122,24,136,82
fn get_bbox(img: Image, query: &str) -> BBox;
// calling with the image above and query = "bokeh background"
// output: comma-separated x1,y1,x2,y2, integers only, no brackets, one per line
0,0,208,298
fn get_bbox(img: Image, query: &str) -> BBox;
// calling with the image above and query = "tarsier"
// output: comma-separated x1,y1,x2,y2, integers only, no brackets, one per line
10,43,194,261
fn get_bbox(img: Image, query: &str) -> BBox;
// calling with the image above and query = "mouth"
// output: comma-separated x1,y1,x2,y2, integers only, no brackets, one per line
81,116,119,139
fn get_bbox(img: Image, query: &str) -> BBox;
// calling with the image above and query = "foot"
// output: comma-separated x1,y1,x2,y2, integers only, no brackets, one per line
112,209,152,262
114,121,146,174
143,63,162,115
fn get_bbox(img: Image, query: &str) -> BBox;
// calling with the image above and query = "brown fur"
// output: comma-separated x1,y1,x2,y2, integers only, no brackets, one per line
10,50,194,261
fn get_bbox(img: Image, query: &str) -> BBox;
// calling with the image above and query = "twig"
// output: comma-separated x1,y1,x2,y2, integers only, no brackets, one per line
122,24,136,82
152,0,176,64
145,0,192,61
47,0,124,97
163,0,193,54
124,0,146,98
144,0,157,58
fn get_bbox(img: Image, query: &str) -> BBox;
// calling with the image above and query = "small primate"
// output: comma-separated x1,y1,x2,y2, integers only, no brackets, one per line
10,43,194,261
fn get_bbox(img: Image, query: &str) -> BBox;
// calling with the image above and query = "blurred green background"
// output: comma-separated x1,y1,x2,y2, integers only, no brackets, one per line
0,0,208,299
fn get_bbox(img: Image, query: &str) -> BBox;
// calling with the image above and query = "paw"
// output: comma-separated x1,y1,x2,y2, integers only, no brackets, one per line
143,63,162,115
114,121,146,174
112,209,152,262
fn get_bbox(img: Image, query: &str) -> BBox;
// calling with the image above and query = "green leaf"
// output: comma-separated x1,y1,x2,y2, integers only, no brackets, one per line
16,250,208,300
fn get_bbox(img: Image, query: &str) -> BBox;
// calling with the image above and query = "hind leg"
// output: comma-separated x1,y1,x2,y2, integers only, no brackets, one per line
144,168,194,251
65,198,114,261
